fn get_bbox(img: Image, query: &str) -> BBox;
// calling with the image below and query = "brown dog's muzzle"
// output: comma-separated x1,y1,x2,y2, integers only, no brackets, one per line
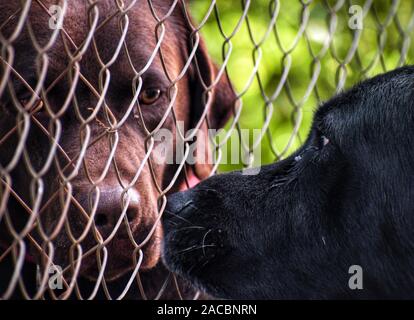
87,186,141,238
41,174,162,281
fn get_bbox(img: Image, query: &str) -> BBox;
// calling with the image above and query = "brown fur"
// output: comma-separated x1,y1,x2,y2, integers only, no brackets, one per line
0,0,235,299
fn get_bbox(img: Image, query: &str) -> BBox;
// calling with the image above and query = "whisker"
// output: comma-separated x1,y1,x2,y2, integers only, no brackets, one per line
187,260,200,274
181,200,199,212
269,177,296,190
175,244,216,255
202,244,216,257
164,209,194,225
188,254,214,274
186,248,215,274
199,258,211,270
201,229,212,256
175,245,199,254
173,226,206,233
165,219,179,226
198,188,220,195
187,204,199,211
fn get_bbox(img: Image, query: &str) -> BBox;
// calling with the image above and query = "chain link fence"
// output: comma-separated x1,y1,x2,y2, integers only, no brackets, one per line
0,0,413,300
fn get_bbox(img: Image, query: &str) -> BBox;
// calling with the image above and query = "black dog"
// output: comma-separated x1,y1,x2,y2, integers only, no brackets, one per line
162,66,414,299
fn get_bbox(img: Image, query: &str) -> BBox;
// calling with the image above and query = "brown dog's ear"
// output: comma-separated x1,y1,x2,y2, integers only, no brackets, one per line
188,36,236,180
190,38,236,129
190,37,235,130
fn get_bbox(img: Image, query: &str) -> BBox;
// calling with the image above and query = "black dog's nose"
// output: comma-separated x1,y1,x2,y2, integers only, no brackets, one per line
166,191,190,214
164,190,196,225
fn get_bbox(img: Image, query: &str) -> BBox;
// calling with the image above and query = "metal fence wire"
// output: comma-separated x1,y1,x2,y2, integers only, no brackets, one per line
0,0,413,300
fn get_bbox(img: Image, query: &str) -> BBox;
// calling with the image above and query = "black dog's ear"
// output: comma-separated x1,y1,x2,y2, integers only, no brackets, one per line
189,36,236,179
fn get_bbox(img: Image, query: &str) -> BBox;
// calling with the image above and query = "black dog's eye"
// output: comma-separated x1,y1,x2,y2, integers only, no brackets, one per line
313,134,330,151
139,88,161,105
313,126,330,150
320,135,329,148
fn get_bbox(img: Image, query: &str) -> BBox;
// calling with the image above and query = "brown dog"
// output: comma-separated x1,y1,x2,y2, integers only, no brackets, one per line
0,0,234,299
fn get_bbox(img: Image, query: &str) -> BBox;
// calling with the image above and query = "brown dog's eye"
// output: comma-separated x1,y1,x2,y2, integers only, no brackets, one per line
139,88,161,105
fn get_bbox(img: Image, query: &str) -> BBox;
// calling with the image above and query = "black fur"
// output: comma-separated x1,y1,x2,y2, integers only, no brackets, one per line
162,66,414,299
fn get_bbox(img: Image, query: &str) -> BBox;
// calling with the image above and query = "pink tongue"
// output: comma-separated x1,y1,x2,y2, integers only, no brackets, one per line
180,173,201,191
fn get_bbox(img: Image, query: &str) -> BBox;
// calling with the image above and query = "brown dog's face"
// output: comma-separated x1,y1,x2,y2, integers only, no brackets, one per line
0,0,234,282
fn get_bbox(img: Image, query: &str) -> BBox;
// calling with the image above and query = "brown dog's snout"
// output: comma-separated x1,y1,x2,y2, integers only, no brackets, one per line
88,187,141,234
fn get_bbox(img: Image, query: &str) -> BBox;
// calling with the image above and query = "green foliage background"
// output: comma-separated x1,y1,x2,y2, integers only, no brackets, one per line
189,0,414,172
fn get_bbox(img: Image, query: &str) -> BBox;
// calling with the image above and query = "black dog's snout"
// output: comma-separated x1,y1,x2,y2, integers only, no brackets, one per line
165,191,191,214
164,190,199,226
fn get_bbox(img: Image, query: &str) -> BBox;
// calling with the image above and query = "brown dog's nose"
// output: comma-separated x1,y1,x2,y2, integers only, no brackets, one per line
93,187,140,232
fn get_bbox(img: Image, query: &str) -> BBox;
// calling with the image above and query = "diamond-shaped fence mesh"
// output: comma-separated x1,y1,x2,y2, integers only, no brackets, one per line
0,0,412,300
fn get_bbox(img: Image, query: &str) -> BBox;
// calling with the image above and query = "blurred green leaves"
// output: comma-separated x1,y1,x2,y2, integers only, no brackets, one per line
189,0,414,172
